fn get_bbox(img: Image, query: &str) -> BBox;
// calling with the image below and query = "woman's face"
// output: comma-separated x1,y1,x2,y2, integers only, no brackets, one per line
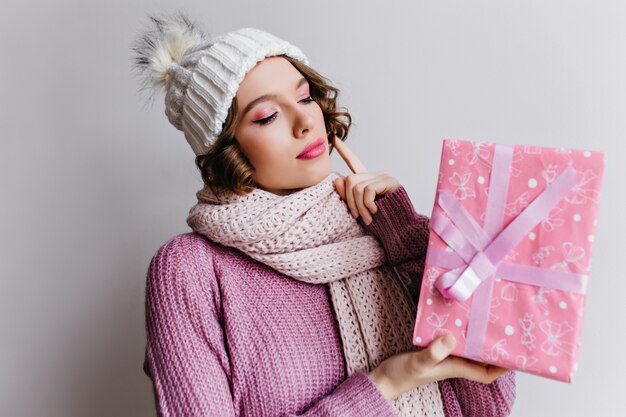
234,56,330,196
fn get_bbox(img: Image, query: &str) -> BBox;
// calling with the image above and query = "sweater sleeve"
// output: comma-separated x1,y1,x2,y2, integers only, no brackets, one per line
143,235,236,416
295,372,397,416
143,235,397,417
439,371,517,417
361,185,429,267
359,185,430,305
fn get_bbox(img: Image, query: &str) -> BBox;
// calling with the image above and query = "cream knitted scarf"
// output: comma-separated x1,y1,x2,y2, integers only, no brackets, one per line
186,171,444,416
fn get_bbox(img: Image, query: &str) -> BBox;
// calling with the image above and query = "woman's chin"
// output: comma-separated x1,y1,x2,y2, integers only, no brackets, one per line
303,163,331,185
260,161,331,195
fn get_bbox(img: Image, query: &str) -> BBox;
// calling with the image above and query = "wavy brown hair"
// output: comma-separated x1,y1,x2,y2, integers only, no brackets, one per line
194,55,352,196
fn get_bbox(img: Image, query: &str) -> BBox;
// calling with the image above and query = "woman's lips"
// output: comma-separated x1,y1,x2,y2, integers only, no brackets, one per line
296,137,326,160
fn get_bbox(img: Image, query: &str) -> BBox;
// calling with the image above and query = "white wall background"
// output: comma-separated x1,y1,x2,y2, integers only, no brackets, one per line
2,1,625,416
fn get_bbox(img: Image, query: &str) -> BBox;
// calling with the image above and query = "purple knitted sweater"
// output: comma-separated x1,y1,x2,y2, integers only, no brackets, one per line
143,186,516,416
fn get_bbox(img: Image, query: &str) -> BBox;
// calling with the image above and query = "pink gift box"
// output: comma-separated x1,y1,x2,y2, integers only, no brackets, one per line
412,138,606,382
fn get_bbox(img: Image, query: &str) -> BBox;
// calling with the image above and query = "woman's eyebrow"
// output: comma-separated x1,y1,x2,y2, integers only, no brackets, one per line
241,77,308,119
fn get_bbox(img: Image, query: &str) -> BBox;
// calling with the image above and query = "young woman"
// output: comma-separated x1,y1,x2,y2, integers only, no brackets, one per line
133,13,516,417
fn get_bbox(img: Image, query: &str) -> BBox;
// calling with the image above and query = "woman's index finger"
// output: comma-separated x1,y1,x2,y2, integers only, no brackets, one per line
333,137,368,174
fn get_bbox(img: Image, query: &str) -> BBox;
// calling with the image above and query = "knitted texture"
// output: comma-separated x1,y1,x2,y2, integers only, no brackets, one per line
187,171,444,416
144,181,517,416
132,15,309,155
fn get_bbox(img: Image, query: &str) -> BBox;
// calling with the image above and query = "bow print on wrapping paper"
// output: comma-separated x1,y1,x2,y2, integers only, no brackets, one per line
539,320,575,356
426,312,450,339
425,143,589,361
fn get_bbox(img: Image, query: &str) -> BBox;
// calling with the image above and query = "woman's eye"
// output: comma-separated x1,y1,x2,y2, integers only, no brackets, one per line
254,113,277,126
253,97,313,126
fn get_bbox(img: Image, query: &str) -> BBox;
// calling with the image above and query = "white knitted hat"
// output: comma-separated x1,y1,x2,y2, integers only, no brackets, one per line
133,14,309,155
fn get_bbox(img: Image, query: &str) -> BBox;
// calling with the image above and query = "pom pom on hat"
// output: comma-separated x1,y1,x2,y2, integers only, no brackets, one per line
132,11,206,98
131,11,309,156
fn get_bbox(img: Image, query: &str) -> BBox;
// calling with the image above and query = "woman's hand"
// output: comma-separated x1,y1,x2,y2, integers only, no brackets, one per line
368,333,509,401
332,137,400,225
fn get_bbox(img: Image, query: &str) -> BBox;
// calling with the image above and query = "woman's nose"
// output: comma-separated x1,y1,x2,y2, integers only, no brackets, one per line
292,106,315,138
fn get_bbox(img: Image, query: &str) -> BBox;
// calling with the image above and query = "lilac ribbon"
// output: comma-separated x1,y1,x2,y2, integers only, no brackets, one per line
426,144,588,360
